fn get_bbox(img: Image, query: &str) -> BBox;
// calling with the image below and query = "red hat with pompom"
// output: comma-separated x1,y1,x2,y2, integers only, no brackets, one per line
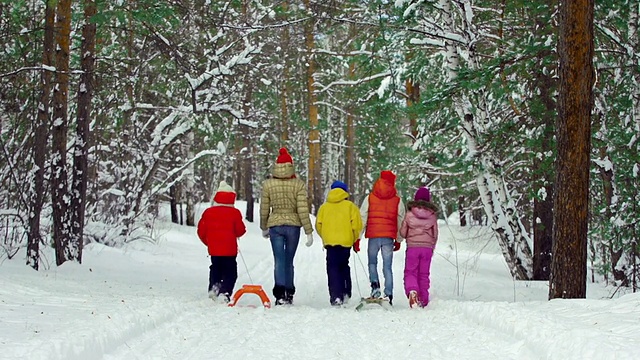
380,170,396,184
213,181,236,205
276,147,293,164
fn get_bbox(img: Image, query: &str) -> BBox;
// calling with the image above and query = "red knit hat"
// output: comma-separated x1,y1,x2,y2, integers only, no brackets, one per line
213,181,236,205
276,147,293,164
380,170,396,184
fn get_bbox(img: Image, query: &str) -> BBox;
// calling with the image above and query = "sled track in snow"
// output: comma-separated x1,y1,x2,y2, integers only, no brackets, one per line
99,295,541,359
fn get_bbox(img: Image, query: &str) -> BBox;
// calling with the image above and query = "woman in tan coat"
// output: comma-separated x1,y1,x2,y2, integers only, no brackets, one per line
260,148,314,305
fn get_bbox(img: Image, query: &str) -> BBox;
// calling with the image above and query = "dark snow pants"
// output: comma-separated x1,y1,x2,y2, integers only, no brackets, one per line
325,245,352,305
208,256,238,298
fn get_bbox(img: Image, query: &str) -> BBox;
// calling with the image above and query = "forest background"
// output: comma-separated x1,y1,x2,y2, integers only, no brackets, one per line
0,1,638,297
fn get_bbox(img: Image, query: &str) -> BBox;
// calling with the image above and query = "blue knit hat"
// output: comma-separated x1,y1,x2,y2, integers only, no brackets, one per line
330,180,349,193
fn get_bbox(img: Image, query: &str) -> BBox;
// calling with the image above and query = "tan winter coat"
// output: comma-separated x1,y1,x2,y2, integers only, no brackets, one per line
260,162,313,235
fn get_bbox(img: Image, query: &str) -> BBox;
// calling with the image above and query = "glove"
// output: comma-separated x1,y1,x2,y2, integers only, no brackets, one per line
262,229,269,239
393,241,401,252
353,239,360,253
305,234,314,247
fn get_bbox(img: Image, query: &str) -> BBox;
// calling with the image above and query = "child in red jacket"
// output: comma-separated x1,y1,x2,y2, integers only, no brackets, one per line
197,181,246,302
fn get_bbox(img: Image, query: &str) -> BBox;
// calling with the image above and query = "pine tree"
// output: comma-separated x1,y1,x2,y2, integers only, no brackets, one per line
549,0,594,299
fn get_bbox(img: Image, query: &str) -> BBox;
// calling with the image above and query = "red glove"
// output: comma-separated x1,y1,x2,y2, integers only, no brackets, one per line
393,241,401,252
353,239,360,253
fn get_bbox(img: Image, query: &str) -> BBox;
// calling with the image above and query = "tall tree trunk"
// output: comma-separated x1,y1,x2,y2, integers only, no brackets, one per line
463,114,534,280
444,0,533,279
549,0,594,299
631,4,639,149
239,0,255,222
27,1,55,270
68,0,97,264
242,77,255,222
531,4,556,281
52,0,72,266
531,81,555,281
405,79,419,140
304,0,322,214
458,196,467,227
345,36,356,193
629,0,640,294
185,131,195,226
244,153,255,222
279,1,290,143
169,185,179,224
596,147,627,285
533,181,553,280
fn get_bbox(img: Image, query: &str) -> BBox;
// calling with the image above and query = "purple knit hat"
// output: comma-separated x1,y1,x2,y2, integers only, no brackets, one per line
414,187,431,202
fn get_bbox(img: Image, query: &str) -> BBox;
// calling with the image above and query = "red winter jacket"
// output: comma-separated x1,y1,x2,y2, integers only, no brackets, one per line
197,205,246,256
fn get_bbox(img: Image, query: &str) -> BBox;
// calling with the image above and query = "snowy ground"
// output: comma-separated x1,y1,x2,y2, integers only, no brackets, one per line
1,202,639,360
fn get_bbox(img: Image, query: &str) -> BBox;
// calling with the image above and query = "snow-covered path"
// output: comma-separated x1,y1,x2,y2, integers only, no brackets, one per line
100,232,537,360
1,203,639,360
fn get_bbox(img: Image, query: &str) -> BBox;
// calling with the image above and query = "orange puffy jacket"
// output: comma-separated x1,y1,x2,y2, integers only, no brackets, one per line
364,179,401,239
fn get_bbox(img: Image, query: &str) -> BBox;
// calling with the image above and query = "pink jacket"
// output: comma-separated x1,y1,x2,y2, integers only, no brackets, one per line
399,201,438,248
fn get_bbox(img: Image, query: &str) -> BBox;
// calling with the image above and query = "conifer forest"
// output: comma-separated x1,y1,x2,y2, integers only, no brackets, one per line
0,1,638,298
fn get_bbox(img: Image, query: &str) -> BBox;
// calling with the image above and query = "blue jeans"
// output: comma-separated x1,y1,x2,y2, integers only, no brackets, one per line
367,237,394,297
269,225,301,289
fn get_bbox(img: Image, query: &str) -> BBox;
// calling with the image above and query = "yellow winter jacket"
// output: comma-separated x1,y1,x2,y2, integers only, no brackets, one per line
315,188,363,248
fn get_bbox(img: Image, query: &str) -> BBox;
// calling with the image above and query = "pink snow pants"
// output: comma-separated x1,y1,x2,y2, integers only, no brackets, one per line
403,247,434,306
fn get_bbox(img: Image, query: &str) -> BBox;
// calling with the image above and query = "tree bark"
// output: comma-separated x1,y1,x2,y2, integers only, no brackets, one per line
242,75,255,222
345,40,356,194
458,196,467,227
549,0,594,299
532,103,555,281
170,185,179,224
531,0,556,282
279,1,290,143
27,1,55,270
185,131,195,227
69,0,97,264
596,147,627,285
533,182,553,280
406,79,419,140
52,0,72,266
237,0,255,222
304,0,322,214
442,0,534,279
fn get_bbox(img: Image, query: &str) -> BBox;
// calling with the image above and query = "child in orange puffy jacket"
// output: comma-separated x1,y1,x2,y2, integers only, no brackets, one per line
197,181,246,302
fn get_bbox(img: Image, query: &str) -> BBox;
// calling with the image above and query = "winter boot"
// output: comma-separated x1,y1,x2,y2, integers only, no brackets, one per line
343,293,351,305
220,292,231,304
273,285,286,305
408,290,419,308
370,282,381,298
330,297,344,307
284,287,295,305
208,284,220,300
382,294,393,306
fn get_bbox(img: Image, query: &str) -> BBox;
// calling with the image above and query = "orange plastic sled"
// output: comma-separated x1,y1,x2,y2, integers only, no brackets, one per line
228,284,271,309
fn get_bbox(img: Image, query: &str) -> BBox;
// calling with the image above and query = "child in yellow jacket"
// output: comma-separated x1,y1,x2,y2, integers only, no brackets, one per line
315,180,363,306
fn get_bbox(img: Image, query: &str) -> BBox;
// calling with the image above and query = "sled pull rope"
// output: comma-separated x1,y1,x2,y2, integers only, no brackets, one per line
238,241,254,284
353,251,368,299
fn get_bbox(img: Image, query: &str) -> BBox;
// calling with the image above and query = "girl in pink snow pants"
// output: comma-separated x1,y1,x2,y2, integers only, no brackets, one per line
399,187,439,308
